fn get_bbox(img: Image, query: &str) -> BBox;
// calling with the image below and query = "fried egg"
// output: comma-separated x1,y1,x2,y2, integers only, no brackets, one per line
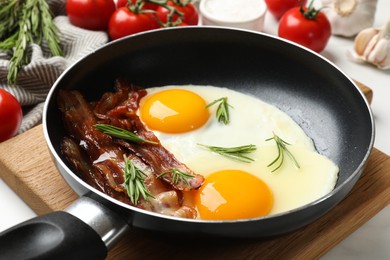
139,85,339,220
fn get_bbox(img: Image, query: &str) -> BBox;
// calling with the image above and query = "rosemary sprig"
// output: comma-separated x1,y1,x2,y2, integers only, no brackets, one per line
0,0,19,39
0,0,63,85
266,133,300,172
94,124,158,144
39,0,62,57
5,3,33,84
198,143,256,163
206,97,232,125
123,155,154,205
157,168,194,186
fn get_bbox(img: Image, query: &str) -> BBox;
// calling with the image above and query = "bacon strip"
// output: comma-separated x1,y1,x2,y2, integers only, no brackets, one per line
58,82,202,219
58,90,126,191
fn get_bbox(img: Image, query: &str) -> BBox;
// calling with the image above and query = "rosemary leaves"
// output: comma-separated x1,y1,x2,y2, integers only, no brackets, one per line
123,155,154,205
94,124,158,144
157,168,194,185
206,97,232,125
198,143,256,163
266,133,300,172
0,0,63,84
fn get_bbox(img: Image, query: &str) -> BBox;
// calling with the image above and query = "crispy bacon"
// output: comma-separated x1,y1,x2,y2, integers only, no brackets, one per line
61,137,135,206
58,81,203,219
93,79,204,191
58,90,126,191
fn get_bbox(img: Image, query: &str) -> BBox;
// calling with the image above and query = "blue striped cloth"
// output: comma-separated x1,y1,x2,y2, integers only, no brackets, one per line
0,0,109,134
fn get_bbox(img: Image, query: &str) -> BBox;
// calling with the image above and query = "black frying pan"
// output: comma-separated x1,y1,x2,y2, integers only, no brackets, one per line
0,27,374,259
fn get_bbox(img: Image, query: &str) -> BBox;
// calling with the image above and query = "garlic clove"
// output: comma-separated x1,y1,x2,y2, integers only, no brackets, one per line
354,28,380,56
333,0,358,17
350,17,390,70
362,33,380,59
366,36,390,69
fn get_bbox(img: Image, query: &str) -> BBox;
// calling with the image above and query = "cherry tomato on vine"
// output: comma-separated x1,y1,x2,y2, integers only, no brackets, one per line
116,0,127,8
116,0,158,10
66,0,116,30
0,89,22,142
176,21,188,27
265,0,307,20
156,1,198,25
278,4,331,53
108,6,159,40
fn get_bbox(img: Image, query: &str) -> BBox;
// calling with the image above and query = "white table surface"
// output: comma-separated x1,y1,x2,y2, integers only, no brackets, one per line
0,1,389,258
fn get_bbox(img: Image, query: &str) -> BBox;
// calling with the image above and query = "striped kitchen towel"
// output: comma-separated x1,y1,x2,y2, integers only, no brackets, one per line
0,0,109,134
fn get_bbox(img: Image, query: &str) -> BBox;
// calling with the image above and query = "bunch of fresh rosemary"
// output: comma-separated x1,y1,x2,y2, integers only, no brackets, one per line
0,0,63,85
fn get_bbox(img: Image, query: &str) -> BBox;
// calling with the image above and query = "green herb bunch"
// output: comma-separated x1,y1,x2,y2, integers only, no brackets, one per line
123,155,155,205
0,0,63,85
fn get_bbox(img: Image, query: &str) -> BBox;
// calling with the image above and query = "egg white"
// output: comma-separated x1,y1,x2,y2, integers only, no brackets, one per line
139,85,339,216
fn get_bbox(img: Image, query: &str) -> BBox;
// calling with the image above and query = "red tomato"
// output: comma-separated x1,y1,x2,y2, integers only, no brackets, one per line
0,89,22,142
108,7,159,40
117,0,127,8
278,6,331,53
156,1,198,25
265,0,307,20
176,21,188,27
66,0,116,31
117,0,158,10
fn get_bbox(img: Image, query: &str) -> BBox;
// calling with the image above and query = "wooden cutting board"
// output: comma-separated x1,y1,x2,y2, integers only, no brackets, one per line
0,82,388,259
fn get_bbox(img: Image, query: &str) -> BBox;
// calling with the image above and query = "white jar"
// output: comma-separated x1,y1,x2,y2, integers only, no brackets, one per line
199,0,267,32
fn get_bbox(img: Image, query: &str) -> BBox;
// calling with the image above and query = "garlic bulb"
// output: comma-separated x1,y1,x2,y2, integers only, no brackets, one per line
321,0,378,37
351,18,390,70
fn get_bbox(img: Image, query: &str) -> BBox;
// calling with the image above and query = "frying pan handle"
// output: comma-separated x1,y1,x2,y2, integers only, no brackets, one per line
0,211,107,259
0,195,129,259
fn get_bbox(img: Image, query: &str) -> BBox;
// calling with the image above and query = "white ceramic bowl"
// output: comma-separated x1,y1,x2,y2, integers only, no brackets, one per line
199,0,267,32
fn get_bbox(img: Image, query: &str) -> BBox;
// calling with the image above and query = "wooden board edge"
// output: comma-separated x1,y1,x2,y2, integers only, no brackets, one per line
0,125,78,215
354,79,373,104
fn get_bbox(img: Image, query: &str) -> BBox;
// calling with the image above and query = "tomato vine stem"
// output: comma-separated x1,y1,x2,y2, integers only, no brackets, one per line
300,0,322,20
131,0,185,26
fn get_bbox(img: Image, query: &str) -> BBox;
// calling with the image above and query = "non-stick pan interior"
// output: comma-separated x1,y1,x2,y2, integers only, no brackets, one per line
46,27,373,191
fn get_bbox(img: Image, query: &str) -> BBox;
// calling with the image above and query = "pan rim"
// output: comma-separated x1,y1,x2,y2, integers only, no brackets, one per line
42,26,375,225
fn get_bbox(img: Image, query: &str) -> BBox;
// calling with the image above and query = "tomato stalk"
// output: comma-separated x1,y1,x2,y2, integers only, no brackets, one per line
128,0,155,13
170,0,193,7
300,0,321,20
126,0,184,26
146,0,185,26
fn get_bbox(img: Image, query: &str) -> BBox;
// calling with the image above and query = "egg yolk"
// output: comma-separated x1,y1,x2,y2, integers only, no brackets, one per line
140,89,209,133
195,170,273,220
